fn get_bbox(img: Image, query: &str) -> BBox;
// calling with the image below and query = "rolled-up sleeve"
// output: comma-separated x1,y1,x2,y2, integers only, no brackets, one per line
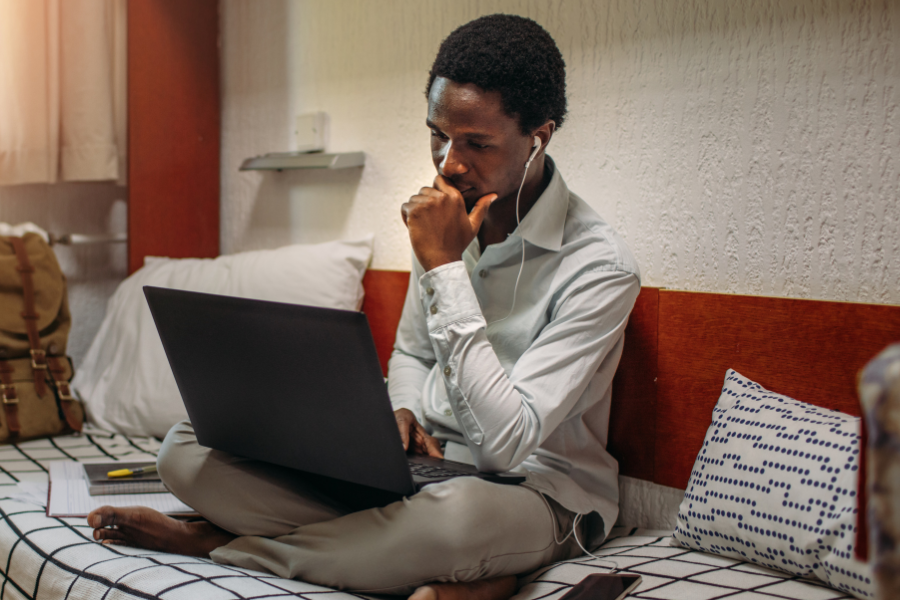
419,260,639,473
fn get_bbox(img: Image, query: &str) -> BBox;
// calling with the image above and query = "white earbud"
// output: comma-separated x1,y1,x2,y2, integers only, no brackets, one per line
526,136,541,166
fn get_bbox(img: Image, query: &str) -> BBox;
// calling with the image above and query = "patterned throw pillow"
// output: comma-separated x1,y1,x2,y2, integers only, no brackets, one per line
673,369,874,599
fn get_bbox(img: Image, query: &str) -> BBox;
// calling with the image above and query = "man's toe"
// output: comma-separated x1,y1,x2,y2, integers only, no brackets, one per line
88,505,120,529
93,525,125,541
409,586,438,600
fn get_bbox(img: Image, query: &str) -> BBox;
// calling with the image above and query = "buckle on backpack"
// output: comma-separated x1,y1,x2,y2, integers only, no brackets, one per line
0,384,18,405
30,349,47,370
55,381,74,401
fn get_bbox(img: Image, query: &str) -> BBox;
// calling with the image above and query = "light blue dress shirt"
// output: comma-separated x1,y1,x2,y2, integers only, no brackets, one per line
387,158,641,547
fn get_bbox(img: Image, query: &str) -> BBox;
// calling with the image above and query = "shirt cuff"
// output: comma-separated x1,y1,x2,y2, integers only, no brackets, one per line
418,261,484,332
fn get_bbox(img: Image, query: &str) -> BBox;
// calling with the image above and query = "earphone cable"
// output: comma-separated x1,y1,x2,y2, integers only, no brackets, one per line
486,158,529,326
551,513,621,573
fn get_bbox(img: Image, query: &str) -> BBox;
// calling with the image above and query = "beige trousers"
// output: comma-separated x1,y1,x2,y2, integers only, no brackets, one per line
157,421,586,594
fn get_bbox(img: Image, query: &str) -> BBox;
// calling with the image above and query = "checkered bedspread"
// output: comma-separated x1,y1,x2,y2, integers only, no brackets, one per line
0,431,853,600
519,534,854,600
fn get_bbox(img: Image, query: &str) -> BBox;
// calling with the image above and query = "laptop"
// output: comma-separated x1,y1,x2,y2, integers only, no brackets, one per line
143,286,525,501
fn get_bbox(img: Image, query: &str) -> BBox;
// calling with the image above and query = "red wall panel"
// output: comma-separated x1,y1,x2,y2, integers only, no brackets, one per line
608,287,659,482
348,273,900,493
362,270,411,376
128,0,220,273
655,291,900,489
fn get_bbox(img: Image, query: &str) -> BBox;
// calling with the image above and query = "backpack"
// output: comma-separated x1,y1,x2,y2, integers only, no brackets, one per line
0,234,84,442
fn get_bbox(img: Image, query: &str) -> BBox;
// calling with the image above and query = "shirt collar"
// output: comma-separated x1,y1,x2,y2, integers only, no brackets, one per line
513,155,568,252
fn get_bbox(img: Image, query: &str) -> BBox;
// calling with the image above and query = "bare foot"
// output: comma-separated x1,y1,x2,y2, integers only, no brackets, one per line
88,506,235,557
409,576,517,600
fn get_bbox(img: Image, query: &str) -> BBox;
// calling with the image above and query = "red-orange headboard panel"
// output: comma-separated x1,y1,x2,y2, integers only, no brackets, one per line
362,270,410,376
359,271,900,491
608,288,659,483
653,291,900,489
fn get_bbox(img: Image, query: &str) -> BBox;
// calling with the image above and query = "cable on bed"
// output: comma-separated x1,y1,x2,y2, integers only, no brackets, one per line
552,512,621,573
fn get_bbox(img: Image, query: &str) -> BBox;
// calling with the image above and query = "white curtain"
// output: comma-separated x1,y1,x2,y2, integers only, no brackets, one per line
0,0,126,186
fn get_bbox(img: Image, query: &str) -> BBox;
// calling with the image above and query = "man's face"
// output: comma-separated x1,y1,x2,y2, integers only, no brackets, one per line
426,77,535,212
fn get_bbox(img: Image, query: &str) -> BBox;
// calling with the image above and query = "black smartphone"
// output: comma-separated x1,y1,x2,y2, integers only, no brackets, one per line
558,573,643,600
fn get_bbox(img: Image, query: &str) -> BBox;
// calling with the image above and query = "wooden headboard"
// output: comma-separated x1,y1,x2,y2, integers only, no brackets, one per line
361,270,900,490
610,289,900,489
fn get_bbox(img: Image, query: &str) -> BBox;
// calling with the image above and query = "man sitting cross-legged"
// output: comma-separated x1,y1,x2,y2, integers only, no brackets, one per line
89,14,640,600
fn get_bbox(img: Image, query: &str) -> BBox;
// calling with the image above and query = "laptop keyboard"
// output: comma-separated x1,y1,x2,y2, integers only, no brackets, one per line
408,461,468,479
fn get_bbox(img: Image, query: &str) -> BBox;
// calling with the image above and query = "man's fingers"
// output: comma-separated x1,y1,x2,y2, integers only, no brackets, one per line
424,434,444,459
408,422,443,459
410,422,427,444
396,417,410,450
468,194,497,233
409,429,424,453
401,204,409,227
433,175,463,201
418,186,444,197
401,192,440,229
401,195,430,227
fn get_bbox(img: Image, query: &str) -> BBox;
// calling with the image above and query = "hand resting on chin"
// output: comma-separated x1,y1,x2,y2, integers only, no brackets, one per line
401,175,496,272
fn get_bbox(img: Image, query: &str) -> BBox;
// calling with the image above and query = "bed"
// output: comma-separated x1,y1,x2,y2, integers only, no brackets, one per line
0,433,854,600
0,268,896,600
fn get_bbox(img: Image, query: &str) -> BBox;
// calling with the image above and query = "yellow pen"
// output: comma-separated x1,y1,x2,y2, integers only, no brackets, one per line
107,465,158,478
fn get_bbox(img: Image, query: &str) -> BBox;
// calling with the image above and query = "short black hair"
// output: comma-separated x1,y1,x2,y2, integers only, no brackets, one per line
427,14,567,134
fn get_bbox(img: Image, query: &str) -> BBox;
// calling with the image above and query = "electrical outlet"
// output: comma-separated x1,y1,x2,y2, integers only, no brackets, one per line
295,112,327,153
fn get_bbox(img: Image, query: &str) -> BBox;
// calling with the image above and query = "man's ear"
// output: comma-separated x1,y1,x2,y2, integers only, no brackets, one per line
532,121,556,155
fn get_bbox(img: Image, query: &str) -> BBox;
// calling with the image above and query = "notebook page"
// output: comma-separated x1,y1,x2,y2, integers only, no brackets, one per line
48,462,197,517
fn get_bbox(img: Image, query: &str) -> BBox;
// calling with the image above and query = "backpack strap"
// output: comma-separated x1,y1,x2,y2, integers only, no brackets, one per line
0,361,20,437
47,356,82,432
10,237,48,397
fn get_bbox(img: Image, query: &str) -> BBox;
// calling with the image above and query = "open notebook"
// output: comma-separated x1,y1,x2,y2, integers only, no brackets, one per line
47,461,197,518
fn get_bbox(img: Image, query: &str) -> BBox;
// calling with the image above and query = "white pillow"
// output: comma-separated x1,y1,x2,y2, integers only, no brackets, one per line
73,237,373,439
673,369,874,599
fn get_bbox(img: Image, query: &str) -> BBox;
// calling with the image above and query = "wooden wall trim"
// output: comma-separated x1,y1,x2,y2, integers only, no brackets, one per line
127,0,220,274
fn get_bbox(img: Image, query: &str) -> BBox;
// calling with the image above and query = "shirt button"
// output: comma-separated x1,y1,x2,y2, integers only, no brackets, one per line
443,366,451,376
430,305,438,315
479,269,488,278
444,408,452,417
426,287,434,295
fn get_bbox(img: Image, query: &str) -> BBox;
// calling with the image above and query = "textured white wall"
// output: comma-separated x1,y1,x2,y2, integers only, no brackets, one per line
221,0,899,305
0,184,127,367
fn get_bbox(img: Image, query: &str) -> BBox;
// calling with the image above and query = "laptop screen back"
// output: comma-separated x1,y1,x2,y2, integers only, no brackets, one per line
144,286,415,495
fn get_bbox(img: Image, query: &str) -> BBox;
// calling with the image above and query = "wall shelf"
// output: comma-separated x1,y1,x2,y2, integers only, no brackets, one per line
239,151,365,171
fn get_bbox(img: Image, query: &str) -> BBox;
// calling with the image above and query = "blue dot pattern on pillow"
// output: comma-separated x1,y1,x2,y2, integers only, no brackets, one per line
672,369,874,600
